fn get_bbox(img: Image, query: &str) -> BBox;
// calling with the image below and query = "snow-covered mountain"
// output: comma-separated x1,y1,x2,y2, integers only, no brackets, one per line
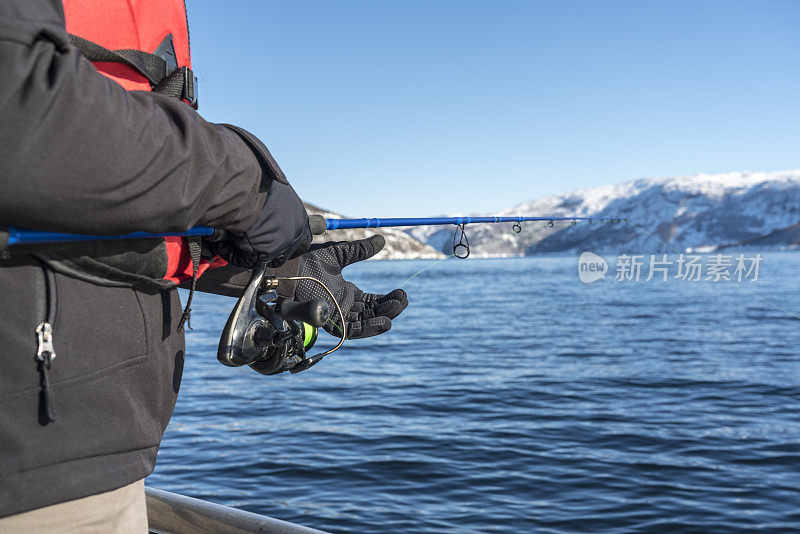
409,170,800,256
306,203,444,260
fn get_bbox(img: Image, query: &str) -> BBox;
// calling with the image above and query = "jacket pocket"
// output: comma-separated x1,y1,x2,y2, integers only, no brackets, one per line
48,270,149,386
0,259,148,401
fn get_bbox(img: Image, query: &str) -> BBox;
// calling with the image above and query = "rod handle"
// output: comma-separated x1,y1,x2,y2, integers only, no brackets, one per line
309,214,328,236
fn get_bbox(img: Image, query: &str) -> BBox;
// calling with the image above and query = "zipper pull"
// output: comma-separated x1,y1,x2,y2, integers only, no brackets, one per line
36,322,56,361
35,322,57,424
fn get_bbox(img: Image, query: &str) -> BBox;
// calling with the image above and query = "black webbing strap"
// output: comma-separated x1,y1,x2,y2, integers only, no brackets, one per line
68,34,197,106
178,237,203,332
154,66,195,102
69,34,166,85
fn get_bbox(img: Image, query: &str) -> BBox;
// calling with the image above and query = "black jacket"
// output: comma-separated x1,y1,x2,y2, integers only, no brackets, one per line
0,0,303,517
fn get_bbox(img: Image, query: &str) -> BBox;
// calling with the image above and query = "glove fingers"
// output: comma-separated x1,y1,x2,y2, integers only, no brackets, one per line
353,287,365,302
371,298,406,320
345,316,392,339
316,276,405,340
379,298,406,320
332,235,386,267
391,289,409,310
361,289,409,311
345,310,362,322
208,241,260,269
346,297,405,323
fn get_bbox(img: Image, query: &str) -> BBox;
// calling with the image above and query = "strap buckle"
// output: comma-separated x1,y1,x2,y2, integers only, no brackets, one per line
181,67,198,109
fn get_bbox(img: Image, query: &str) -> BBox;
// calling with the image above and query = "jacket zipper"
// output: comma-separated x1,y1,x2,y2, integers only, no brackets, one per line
34,260,58,424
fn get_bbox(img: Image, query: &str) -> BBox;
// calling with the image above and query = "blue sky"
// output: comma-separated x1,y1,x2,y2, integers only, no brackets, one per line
187,1,800,217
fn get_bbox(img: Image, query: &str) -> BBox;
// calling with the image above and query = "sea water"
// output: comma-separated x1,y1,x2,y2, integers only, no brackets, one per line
149,252,800,533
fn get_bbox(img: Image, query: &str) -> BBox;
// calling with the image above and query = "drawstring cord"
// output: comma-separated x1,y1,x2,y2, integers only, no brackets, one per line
178,238,202,332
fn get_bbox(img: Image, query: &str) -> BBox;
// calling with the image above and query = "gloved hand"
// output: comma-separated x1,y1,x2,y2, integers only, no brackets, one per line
292,235,408,339
210,180,312,268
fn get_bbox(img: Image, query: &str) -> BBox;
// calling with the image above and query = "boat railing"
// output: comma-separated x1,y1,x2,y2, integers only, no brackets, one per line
146,487,330,534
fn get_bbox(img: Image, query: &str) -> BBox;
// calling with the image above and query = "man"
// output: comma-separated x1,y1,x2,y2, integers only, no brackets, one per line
0,0,407,531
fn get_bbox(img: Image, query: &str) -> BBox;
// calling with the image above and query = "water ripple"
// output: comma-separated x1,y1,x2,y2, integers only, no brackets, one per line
149,253,800,533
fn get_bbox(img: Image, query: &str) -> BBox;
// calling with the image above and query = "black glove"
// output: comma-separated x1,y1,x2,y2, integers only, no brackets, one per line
293,235,408,339
210,180,311,268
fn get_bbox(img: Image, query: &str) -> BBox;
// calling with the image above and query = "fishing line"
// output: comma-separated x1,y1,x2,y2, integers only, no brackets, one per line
398,253,457,290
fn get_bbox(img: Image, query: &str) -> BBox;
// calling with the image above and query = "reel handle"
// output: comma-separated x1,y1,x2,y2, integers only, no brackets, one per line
279,298,329,328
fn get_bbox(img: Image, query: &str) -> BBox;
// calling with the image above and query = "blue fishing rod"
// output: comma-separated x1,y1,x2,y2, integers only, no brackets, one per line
308,215,623,234
0,214,624,375
1,214,624,248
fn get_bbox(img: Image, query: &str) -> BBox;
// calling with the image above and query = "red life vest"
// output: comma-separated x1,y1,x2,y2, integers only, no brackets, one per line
62,0,224,285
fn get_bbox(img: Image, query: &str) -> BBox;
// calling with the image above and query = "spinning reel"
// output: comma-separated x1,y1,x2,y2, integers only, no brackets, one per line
217,263,346,375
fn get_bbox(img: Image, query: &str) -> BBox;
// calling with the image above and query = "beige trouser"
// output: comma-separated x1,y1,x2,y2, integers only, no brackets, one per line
0,479,147,534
